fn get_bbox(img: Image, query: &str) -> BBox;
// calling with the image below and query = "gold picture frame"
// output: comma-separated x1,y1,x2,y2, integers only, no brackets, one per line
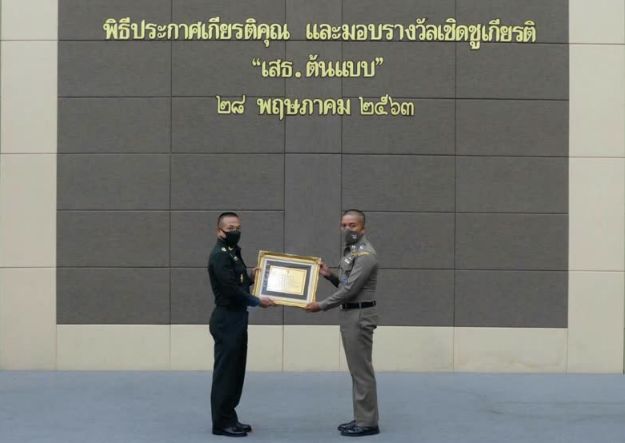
252,250,321,308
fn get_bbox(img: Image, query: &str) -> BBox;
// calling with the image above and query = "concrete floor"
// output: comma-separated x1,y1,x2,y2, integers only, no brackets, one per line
1,372,624,443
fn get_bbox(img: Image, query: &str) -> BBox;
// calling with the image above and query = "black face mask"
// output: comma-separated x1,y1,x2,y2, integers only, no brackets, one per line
222,230,241,247
343,229,360,245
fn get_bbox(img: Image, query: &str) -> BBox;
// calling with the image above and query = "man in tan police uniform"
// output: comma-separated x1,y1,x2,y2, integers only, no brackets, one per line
306,209,380,437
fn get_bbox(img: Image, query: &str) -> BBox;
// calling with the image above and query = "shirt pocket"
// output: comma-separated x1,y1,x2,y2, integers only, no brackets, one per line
231,257,246,282
339,255,355,280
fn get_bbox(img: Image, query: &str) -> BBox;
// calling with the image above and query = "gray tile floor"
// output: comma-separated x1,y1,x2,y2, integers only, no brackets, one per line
1,372,624,443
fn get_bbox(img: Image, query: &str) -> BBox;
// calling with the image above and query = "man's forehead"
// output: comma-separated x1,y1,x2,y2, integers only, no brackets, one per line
341,214,362,224
221,216,240,225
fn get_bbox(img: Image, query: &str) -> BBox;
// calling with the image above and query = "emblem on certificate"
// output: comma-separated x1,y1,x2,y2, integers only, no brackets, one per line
252,251,321,308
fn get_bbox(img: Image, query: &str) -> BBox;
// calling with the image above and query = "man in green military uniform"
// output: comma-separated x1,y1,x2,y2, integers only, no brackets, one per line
208,212,274,437
306,209,380,437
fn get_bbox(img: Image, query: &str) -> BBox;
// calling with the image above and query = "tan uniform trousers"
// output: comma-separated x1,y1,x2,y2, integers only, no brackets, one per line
339,305,379,427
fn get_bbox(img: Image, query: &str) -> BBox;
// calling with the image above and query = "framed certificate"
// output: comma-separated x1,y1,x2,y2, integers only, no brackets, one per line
253,251,321,308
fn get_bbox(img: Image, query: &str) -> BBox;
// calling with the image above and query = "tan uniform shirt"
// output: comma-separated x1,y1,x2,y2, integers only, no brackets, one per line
319,235,378,311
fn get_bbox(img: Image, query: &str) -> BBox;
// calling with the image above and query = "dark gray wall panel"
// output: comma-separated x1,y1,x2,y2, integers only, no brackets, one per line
58,211,170,267
286,116,341,153
172,42,285,96
171,154,284,210
457,43,568,99
59,0,172,40
59,98,171,153
343,43,455,98
171,211,284,267
286,0,341,40
455,270,567,327
342,155,455,212
456,100,569,157
58,154,170,210
456,214,568,270
286,42,341,98
171,268,213,324
377,270,454,326
343,0,455,31
173,98,284,153
59,42,171,97
366,212,455,269
58,268,170,324
173,0,285,23
456,0,568,44
285,154,341,261
456,156,568,213
343,99,455,155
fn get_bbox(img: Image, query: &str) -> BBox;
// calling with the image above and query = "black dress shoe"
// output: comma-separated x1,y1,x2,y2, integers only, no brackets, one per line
337,420,356,431
235,422,252,432
212,426,248,437
340,425,380,437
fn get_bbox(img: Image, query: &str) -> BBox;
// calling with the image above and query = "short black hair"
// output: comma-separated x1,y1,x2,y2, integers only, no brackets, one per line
217,212,239,228
342,209,366,226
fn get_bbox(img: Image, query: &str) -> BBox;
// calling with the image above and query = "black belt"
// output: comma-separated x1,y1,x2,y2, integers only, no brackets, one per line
341,301,376,310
